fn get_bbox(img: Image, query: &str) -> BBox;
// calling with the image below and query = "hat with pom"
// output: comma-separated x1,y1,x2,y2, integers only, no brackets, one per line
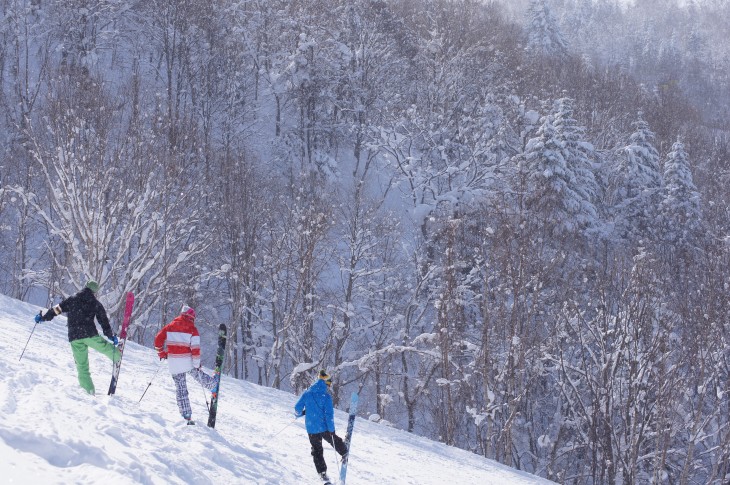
180,304,196,319
319,369,332,386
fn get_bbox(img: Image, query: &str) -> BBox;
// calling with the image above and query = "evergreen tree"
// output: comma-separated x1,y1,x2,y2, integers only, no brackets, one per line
524,97,598,239
660,139,702,247
614,113,663,243
525,0,568,59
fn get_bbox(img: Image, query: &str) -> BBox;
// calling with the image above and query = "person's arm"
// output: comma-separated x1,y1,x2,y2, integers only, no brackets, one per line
40,296,72,321
325,395,335,432
294,391,308,417
154,324,169,359
40,306,60,321
95,301,114,339
191,325,201,368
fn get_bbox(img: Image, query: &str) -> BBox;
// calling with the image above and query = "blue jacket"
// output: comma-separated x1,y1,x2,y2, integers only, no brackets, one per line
294,379,335,434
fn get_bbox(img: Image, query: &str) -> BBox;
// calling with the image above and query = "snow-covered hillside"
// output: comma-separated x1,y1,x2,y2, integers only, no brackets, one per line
0,293,554,485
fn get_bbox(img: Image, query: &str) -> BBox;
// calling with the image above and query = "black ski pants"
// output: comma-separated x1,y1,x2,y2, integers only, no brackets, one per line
309,431,347,473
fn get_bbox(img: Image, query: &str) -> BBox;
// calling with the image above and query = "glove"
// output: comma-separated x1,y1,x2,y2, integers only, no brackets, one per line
110,334,119,346
294,409,305,418
155,345,167,360
34,312,42,324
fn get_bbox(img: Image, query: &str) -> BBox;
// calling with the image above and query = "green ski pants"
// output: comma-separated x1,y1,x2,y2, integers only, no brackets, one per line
70,336,121,395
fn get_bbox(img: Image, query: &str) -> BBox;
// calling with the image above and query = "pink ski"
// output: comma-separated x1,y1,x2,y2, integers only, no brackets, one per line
108,292,134,395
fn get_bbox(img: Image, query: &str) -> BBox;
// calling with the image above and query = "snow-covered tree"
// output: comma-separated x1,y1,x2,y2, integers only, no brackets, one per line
659,139,702,249
523,97,598,240
547,254,680,483
267,183,334,393
613,113,663,244
209,155,277,383
11,69,210,336
525,0,568,59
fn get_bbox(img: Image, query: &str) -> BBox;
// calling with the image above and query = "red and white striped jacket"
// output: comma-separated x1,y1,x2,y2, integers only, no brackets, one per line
154,314,201,375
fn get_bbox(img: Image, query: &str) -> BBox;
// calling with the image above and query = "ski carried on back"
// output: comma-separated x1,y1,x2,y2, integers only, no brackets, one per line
207,323,227,428
108,291,134,395
339,392,359,485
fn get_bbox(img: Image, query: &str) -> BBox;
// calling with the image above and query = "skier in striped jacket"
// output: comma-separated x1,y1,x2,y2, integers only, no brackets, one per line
154,305,216,424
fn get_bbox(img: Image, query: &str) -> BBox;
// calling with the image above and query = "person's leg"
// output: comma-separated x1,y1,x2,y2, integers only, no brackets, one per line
70,339,94,394
85,335,121,362
308,433,327,474
323,431,348,457
172,373,192,419
189,367,216,390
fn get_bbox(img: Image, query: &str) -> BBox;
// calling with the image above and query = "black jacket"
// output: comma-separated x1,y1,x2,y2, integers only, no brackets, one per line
42,288,113,342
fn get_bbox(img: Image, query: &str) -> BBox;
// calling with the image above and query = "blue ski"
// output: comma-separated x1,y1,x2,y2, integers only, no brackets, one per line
339,392,359,485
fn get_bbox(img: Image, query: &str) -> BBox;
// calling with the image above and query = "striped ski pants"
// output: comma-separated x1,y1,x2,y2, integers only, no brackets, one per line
172,368,216,419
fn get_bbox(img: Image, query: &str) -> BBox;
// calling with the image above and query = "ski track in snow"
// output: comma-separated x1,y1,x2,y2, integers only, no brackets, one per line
0,293,554,485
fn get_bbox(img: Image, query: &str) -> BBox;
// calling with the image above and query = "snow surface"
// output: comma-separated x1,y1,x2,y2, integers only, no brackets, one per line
0,292,554,485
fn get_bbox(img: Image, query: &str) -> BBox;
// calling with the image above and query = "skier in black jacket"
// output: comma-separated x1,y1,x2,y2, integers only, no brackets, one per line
35,280,120,395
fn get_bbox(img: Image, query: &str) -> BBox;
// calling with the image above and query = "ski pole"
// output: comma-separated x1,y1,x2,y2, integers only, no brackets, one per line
199,379,210,412
139,359,164,403
264,416,299,444
326,433,343,475
19,320,40,361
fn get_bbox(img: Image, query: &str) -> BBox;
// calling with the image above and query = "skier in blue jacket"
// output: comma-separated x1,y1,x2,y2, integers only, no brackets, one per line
294,370,348,483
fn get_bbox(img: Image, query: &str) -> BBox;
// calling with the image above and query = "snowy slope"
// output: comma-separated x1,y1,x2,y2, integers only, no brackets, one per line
0,293,554,485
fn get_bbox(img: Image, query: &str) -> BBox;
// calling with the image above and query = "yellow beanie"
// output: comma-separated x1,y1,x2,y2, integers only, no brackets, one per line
319,369,332,385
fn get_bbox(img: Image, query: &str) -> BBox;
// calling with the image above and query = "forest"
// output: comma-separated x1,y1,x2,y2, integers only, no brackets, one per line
1,0,729,483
